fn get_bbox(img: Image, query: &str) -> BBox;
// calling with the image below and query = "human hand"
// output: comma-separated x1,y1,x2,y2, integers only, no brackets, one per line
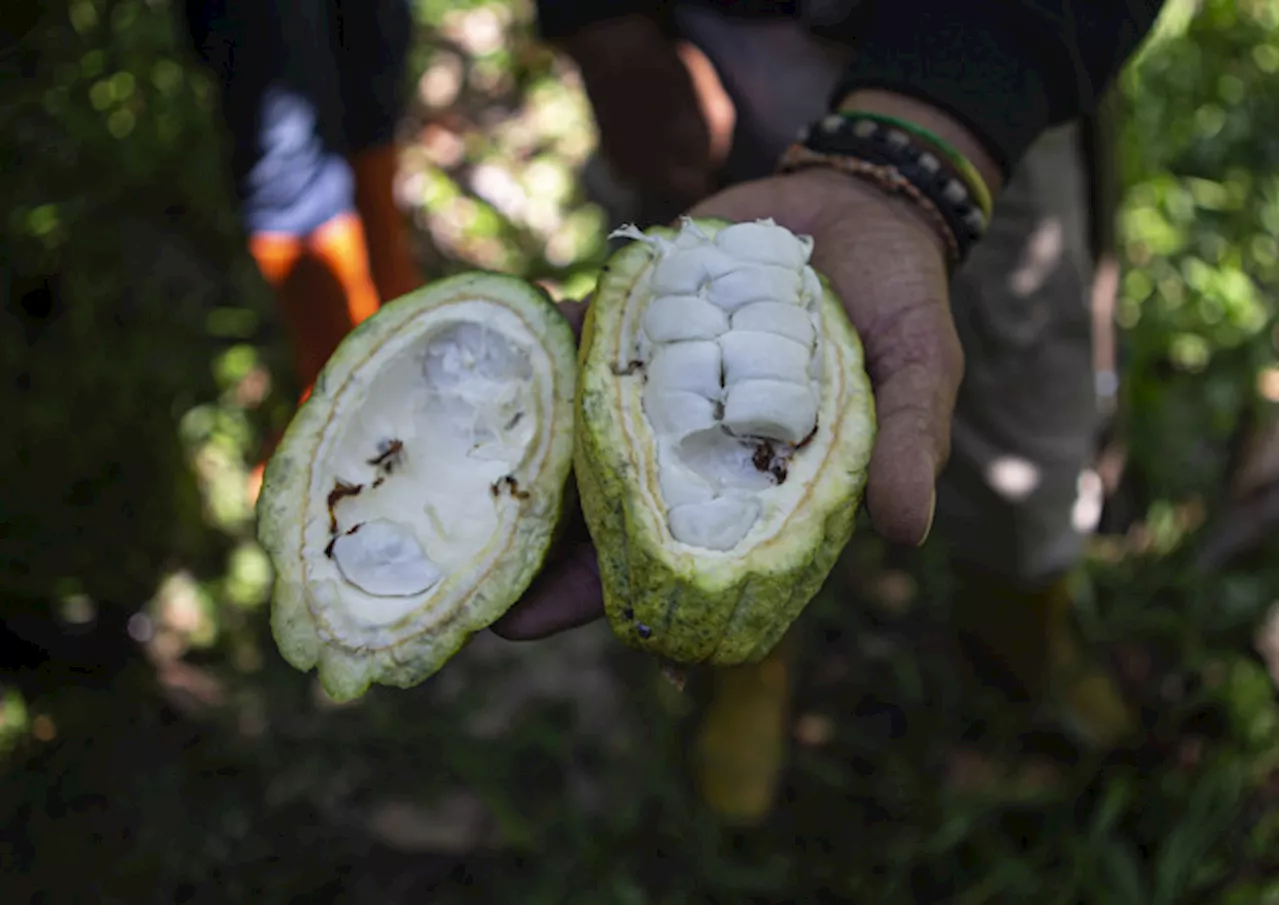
495,91,1003,640
686,167,962,546
490,298,604,640
558,15,734,206
493,170,958,640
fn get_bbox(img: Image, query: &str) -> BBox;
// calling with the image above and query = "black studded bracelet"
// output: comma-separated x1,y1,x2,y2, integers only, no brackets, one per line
777,112,993,271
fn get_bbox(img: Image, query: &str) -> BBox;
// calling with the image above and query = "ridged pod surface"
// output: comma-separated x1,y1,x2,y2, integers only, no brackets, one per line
575,217,876,666
257,272,577,701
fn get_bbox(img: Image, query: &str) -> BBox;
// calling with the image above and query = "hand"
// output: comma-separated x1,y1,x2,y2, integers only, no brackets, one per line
494,170,959,640
687,167,962,546
491,298,604,640
558,15,734,206
495,91,1002,641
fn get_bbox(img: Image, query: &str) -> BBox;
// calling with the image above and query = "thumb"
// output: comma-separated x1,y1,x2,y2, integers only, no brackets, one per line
689,172,962,547
803,207,961,547
852,285,962,546
556,297,589,339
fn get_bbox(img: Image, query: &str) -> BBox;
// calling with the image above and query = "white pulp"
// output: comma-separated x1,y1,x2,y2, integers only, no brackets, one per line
612,219,827,552
305,302,551,632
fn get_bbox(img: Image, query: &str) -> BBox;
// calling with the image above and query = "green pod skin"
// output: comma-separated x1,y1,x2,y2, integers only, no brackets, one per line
257,272,577,701
575,218,877,667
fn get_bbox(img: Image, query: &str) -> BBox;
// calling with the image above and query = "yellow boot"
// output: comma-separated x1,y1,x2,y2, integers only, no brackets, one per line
692,630,798,826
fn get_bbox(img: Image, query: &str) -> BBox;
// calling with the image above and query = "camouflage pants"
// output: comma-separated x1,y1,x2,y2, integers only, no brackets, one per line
588,8,1105,587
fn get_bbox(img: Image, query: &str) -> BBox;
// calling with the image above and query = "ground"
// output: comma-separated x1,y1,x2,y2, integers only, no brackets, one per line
0,1,1276,903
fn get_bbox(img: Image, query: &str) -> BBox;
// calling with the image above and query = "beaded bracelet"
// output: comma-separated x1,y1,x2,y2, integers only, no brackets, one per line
776,111,992,269
779,144,961,264
845,111,994,221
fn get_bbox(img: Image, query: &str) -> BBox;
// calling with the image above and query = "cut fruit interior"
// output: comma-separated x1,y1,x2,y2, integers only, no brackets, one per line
257,272,576,701
575,218,876,666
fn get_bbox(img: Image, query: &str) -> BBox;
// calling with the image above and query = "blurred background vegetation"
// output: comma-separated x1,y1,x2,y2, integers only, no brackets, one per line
0,0,1276,902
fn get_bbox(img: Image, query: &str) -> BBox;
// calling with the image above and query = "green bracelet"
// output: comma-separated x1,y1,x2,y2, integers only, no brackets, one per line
836,110,993,221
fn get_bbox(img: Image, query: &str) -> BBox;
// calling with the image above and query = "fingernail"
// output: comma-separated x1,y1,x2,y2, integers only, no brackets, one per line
916,487,937,548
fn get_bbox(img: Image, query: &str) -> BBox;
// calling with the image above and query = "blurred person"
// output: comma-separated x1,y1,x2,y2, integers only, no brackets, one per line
183,0,425,407
496,0,1168,823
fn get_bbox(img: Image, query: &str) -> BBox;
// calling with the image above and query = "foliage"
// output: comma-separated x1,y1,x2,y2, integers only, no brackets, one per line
1116,0,1279,501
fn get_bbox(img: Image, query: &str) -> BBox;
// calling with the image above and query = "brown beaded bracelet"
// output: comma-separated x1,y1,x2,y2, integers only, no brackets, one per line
776,111,994,271
776,143,961,266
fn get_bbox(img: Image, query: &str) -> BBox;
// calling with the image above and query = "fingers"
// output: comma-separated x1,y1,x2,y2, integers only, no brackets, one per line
696,174,966,548
556,297,589,339
490,541,604,640
800,174,963,547
856,293,964,546
811,221,961,547
690,171,962,547
490,299,602,642
490,475,604,641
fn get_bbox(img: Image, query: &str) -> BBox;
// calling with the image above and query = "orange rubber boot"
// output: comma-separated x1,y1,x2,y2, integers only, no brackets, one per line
350,144,424,302
249,214,380,398
246,212,383,504
248,231,305,288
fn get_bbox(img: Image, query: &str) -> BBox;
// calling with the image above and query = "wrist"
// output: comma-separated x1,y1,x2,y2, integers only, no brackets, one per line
834,89,1005,200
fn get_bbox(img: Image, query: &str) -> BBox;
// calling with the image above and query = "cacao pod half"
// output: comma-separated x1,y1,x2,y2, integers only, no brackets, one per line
256,272,577,701
575,217,876,666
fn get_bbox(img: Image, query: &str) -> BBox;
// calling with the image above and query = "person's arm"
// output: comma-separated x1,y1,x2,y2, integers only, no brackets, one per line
829,0,1168,181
